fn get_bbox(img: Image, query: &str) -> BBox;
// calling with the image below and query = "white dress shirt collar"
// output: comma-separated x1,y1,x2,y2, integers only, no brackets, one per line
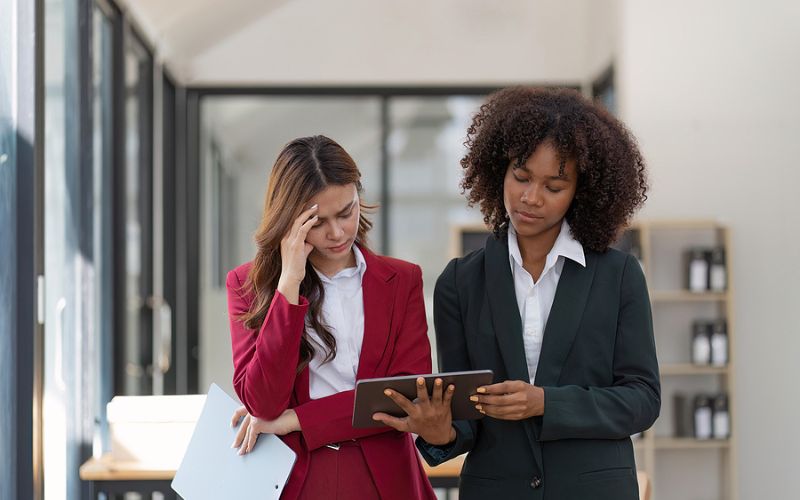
313,244,368,284
508,219,586,278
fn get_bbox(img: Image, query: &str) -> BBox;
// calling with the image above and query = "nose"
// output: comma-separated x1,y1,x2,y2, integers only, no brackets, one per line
329,221,344,240
522,185,544,207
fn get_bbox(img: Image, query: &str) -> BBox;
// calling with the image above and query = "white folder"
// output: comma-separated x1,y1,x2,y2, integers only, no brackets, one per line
171,383,297,499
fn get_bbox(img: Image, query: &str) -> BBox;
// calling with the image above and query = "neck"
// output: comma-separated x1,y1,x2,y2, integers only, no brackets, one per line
516,222,562,267
309,247,357,279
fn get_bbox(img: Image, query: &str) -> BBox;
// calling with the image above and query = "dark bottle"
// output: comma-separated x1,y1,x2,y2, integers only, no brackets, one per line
673,393,693,438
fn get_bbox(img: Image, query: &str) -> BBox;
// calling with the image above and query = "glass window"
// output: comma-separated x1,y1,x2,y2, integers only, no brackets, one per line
121,27,154,396
0,0,19,495
91,2,115,453
387,96,486,363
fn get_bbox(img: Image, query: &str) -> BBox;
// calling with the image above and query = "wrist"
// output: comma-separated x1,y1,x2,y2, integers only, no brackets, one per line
289,409,301,432
276,277,301,304
425,425,456,446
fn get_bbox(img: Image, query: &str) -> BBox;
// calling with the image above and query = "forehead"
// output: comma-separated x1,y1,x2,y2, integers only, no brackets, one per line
514,143,576,178
306,183,357,212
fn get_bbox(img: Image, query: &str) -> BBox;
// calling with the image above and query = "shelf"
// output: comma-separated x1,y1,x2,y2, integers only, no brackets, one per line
650,290,728,302
660,364,729,376
654,438,730,450
630,219,726,230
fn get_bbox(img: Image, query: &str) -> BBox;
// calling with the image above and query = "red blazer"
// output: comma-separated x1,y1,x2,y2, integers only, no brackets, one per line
226,246,436,500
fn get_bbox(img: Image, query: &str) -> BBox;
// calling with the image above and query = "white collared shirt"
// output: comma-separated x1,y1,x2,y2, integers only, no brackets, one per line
306,245,367,399
508,220,586,383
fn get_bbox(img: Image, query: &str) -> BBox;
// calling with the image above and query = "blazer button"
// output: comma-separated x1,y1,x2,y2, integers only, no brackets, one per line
530,477,542,488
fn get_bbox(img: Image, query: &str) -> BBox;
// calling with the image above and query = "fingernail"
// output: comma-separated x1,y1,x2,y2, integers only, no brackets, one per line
435,379,442,386
448,385,455,392
477,387,486,393
469,396,478,402
312,204,318,209
475,404,482,411
417,377,424,385
384,389,392,396
479,409,486,414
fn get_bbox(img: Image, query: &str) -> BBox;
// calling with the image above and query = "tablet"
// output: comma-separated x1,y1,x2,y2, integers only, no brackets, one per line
352,370,494,428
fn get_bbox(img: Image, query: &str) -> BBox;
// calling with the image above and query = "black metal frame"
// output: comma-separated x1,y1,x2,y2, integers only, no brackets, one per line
8,1,44,499
162,70,179,395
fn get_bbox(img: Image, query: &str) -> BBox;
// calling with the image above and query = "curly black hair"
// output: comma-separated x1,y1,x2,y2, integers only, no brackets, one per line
461,86,648,252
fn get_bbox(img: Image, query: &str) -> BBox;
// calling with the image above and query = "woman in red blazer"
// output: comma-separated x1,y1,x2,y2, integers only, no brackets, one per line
226,135,436,500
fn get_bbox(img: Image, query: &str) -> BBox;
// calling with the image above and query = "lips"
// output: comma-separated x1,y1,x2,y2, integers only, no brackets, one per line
328,241,351,252
516,210,543,221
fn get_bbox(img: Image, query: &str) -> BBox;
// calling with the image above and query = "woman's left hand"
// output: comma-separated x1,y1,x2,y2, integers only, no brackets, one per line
230,407,300,455
470,380,545,420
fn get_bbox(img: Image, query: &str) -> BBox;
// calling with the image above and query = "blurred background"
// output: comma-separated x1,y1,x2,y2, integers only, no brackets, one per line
2,0,799,499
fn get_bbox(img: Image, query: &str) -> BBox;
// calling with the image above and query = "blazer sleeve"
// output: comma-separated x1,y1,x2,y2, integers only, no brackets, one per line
227,269,308,420
293,264,433,451
416,258,478,465
535,254,661,441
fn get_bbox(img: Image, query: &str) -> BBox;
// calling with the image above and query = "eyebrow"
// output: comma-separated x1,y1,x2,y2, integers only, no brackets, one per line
315,200,355,221
512,166,571,181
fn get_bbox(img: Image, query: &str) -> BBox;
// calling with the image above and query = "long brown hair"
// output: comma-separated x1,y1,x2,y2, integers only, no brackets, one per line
239,135,373,371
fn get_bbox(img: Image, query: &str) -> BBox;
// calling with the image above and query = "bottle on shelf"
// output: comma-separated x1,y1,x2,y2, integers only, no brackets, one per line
693,394,713,440
673,393,693,438
712,393,730,440
710,320,728,366
691,321,712,365
686,248,710,292
709,247,727,292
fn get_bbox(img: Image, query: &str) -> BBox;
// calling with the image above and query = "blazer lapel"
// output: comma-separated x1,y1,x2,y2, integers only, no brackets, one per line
484,235,545,469
356,247,397,379
533,252,597,388
484,235,530,383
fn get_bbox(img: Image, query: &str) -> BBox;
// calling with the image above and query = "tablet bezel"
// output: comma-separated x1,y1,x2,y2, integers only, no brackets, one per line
351,370,494,428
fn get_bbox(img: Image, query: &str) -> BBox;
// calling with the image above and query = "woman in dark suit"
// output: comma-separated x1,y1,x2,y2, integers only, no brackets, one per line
375,87,660,499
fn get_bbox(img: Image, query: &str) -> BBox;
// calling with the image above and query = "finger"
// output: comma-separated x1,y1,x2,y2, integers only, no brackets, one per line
231,406,247,427
239,423,252,455
443,384,456,408
297,214,319,238
477,381,515,395
384,388,418,415
471,393,516,406
415,377,430,404
232,415,250,449
432,378,444,404
372,412,410,431
479,404,523,420
246,423,258,454
289,204,319,237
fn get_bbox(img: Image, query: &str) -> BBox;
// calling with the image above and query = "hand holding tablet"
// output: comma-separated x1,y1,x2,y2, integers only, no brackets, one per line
352,370,493,433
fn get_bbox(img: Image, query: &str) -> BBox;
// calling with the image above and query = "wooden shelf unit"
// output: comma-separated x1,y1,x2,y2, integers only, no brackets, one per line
623,220,737,500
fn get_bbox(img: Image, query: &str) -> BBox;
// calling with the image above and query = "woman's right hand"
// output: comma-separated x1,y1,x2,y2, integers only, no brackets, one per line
277,204,318,304
372,377,457,446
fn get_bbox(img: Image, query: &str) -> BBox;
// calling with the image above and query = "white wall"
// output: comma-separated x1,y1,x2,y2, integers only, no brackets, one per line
185,0,591,85
617,1,800,498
